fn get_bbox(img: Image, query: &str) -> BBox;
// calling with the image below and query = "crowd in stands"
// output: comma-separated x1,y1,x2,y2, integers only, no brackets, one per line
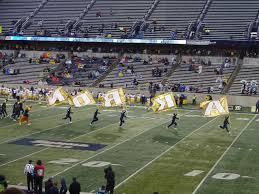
46,54,116,86
240,80,257,95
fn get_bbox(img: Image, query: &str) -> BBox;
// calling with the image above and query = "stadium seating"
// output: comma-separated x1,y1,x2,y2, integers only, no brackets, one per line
228,62,259,95
143,0,207,39
0,0,42,33
24,0,91,35
79,0,154,38
0,58,50,84
0,0,259,41
100,55,169,89
167,56,237,93
202,0,259,40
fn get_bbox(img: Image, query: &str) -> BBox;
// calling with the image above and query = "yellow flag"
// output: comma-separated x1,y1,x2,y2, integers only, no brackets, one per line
48,87,69,106
69,90,95,107
103,88,126,107
201,96,229,117
152,92,177,112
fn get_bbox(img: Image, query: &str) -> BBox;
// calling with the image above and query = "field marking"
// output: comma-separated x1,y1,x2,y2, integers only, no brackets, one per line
46,110,193,182
236,118,250,121
0,110,120,167
114,116,218,190
0,106,69,129
0,107,96,145
0,154,6,156
0,109,160,167
192,114,257,194
48,121,171,180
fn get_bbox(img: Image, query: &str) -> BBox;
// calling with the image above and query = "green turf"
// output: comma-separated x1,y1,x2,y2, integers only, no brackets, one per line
0,101,258,194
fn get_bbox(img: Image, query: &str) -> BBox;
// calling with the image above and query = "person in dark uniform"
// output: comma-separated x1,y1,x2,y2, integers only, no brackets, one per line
104,166,115,194
0,105,3,119
256,100,259,113
18,100,24,116
2,99,8,117
167,113,179,128
12,101,20,121
119,110,127,127
63,107,73,123
90,109,100,125
219,116,230,133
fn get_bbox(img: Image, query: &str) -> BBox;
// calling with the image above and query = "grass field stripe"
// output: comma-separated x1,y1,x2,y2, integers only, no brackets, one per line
48,111,193,181
0,106,70,129
0,107,96,145
192,114,257,194
114,116,218,190
0,110,129,167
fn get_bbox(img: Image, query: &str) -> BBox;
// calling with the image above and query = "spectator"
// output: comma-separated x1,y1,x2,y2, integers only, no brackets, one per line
96,186,107,194
256,100,259,113
192,94,197,105
3,187,25,194
69,177,81,194
59,178,67,194
96,10,101,18
49,182,59,194
45,178,54,194
24,160,34,192
104,166,115,194
34,160,45,194
0,175,7,193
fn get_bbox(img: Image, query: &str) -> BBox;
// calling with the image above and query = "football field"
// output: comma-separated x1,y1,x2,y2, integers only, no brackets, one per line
0,101,258,194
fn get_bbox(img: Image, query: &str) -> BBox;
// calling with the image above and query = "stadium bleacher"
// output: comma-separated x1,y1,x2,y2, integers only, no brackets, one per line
143,0,207,39
167,56,237,93
1,0,258,41
0,0,42,33
24,0,92,35
0,58,50,84
202,0,259,40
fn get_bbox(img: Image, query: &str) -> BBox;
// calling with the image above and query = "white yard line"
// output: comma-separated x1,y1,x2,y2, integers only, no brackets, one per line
48,111,193,182
192,114,257,194
115,116,219,190
48,120,172,181
0,109,136,167
0,105,75,130
0,107,95,145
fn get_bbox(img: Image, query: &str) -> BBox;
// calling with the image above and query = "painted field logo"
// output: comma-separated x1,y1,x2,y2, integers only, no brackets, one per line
10,138,107,151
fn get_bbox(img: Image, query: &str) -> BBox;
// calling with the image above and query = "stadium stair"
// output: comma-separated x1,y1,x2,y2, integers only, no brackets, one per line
143,0,207,39
228,58,259,95
24,0,92,35
161,54,182,85
202,0,259,40
167,56,237,93
19,0,49,33
0,0,43,33
100,55,173,90
79,0,154,38
222,57,243,94
91,52,124,87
